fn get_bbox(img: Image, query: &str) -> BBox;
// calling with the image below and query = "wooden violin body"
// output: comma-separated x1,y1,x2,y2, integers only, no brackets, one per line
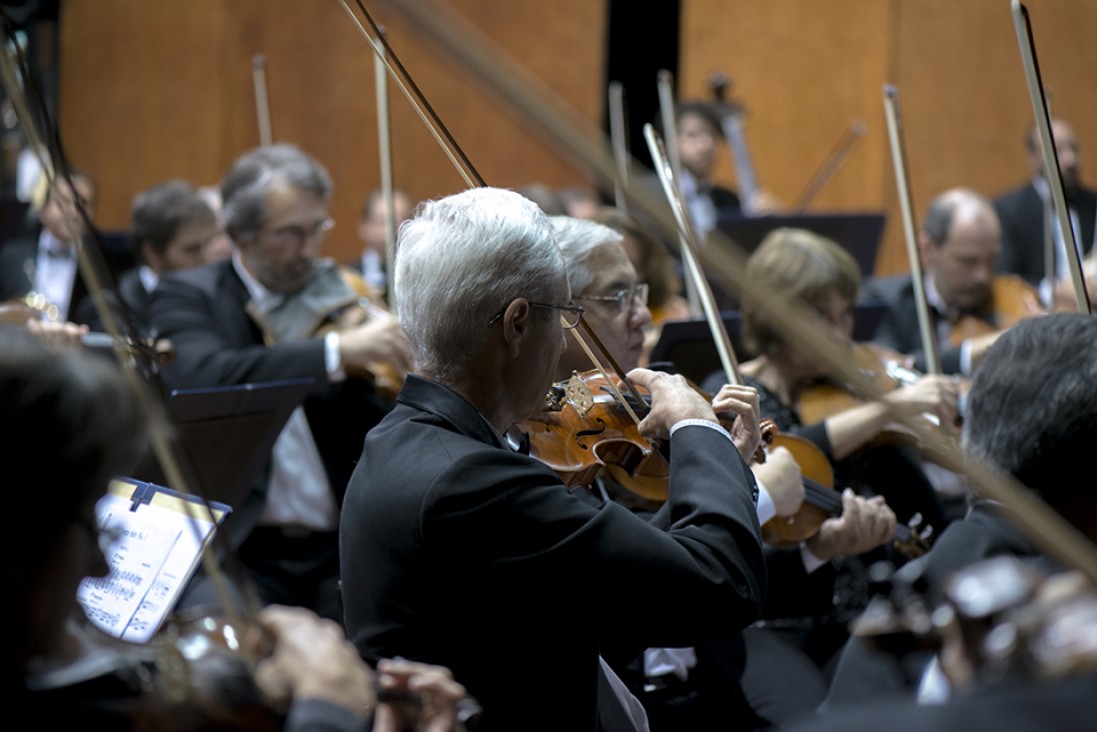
948,274,1042,347
521,370,668,491
796,343,917,426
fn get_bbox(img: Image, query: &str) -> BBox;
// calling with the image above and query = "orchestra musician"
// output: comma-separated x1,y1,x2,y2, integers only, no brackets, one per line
866,187,1043,376
76,179,220,335
805,312,1097,732
149,143,411,624
993,119,1097,299
340,187,766,732
3,324,467,732
546,214,900,730
0,170,104,324
355,186,413,300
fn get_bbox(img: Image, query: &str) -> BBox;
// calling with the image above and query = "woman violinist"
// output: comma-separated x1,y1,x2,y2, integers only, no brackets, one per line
4,325,466,731
698,227,962,672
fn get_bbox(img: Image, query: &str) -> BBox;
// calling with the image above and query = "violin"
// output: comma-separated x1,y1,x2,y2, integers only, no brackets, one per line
796,342,920,426
246,260,405,399
25,609,283,731
0,298,176,367
521,369,668,491
759,422,930,558
947,273,1043,347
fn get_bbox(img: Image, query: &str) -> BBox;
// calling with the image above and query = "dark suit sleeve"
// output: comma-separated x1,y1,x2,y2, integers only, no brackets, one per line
150,269,329,390
427,425,766,649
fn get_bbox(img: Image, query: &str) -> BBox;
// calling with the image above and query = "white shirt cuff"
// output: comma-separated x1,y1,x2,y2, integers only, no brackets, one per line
755,480,776,525
324,331,347,383
800,542,828,573
669,418,732,443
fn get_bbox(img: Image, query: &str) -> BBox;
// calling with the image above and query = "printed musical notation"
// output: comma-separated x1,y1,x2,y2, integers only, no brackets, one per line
76,479,226,643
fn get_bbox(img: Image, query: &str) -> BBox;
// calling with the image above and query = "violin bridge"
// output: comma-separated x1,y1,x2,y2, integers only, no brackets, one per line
564,374,594,417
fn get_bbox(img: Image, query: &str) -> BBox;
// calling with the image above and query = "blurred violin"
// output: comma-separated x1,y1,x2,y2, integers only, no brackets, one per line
796,342,919,426
946,274,1043,347
759,421,930,558
27,609,283,731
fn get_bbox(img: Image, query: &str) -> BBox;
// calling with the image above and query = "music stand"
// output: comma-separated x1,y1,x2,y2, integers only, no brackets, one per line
131,378,314,511
650,300,890,386
714,211,886,278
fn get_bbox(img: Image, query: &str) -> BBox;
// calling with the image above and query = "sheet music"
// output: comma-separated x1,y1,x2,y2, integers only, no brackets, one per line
76,479,227,643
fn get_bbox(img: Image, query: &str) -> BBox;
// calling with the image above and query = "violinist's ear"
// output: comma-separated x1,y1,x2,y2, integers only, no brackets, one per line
501,298,532,358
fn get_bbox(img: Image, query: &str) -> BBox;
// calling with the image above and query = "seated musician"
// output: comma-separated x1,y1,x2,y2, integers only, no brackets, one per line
548,215,898,730
76,179,220,334
149,143,411,624
1,325,465,732
866,187,1043,376
801,313,1097,732
699,227,960,672
340,187,767,732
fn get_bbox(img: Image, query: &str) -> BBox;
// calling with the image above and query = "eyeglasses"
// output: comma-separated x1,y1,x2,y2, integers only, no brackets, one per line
486,302,585,329
263,217,335,247
573,283,649,314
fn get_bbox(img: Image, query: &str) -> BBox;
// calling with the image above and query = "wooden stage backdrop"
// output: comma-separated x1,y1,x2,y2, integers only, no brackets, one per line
60,0,1095,274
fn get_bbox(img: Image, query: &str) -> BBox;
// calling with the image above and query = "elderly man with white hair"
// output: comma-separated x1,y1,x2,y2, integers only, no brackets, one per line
340,187,766,732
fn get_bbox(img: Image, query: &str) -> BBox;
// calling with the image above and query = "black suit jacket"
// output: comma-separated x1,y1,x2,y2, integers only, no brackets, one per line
74,266,153,335
0,231,136,326
149,259,390,548
863,275,969,374
994,181,1097,286
341,375,766,732
0,234,94,324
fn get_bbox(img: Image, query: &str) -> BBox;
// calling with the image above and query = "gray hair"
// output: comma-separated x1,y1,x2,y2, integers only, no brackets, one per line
962,314,1097,505
220,144,332,237
394,187,566,380
548,215,623,294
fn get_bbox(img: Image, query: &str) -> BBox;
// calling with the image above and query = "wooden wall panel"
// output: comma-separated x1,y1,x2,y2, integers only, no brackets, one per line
58,0,607,263
680,0,1097,275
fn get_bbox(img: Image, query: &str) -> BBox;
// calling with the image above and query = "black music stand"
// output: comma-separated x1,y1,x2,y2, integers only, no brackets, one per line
714,210,886,276
131,378,314,511
650,301,889,386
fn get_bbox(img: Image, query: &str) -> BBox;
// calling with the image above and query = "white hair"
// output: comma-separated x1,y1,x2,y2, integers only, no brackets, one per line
548,215,623,294
394,187,566,380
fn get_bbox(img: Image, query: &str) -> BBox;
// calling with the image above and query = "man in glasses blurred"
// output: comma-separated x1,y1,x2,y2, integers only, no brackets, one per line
149,143,410,624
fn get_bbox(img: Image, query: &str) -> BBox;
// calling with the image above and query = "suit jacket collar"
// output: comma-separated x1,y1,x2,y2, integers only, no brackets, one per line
397,374,508,449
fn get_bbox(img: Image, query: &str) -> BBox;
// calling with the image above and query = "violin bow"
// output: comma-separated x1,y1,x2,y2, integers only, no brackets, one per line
792,120,866,213
882,84,943,376
251,53,274,147
655,69,702,317
644,122,743,388
372,28,399,303
0,23,259,635
373,0,1097,586
337,0,650,420
607,80,629,212
1011,0,1091,314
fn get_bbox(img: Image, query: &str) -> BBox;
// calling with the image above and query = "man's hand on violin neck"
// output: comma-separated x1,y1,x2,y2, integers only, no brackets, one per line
628,368,718,441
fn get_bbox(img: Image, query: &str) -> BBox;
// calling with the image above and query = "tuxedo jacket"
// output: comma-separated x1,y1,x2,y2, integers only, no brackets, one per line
149,259,390,548
0,231,136,325
994,181,1097,286
340,375,766,732
74,267,153,335
0,234,93,323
